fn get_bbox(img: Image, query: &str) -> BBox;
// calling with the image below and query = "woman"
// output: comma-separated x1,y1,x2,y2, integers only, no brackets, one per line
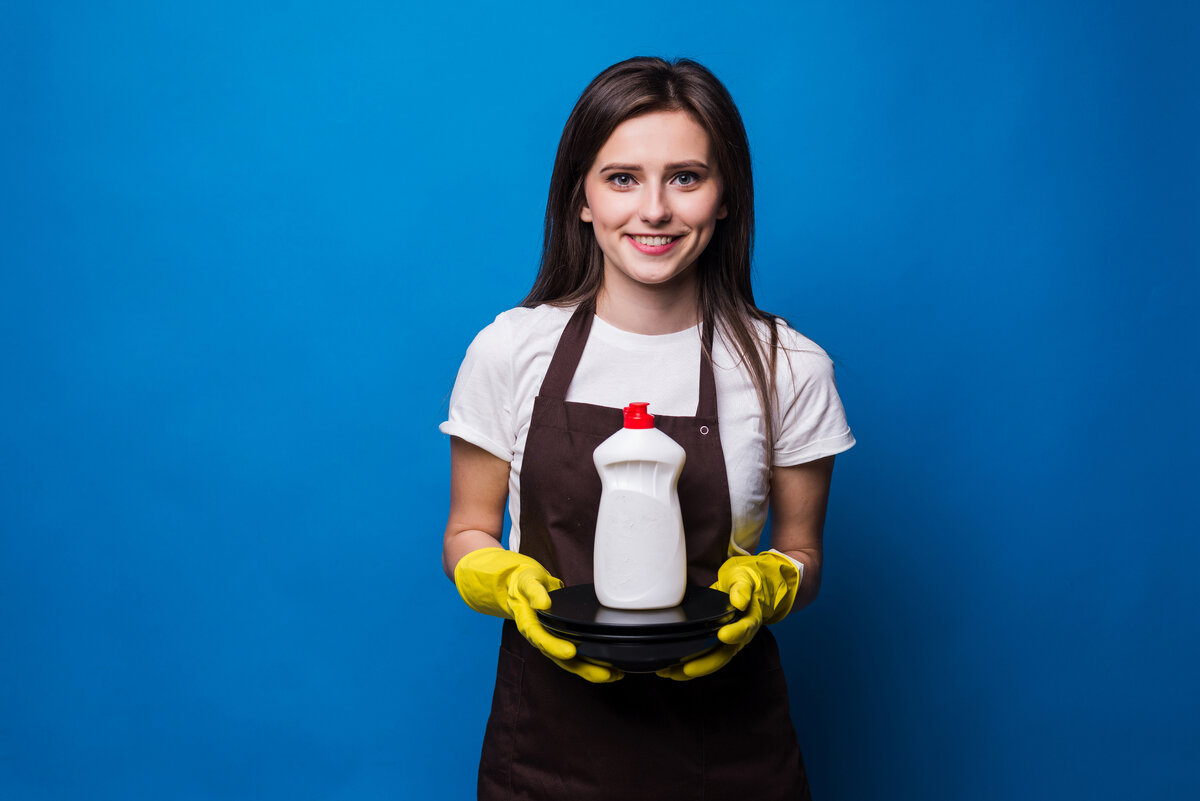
440,57,854,800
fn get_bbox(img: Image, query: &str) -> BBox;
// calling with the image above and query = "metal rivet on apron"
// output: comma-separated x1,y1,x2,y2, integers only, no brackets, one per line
700,425,709,435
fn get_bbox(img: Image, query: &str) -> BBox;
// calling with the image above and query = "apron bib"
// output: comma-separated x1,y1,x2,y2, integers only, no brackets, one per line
478,304,811,801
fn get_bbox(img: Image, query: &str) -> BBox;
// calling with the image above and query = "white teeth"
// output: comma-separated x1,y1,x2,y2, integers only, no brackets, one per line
633,235,676,246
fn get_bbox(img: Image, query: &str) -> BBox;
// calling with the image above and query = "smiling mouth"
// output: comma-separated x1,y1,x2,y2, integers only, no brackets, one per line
627,234,681,254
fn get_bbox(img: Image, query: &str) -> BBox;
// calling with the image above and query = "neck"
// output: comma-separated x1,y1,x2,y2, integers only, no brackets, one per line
594,270,700,335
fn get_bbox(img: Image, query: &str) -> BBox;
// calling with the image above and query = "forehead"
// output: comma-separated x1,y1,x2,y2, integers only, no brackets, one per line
593,110,714,166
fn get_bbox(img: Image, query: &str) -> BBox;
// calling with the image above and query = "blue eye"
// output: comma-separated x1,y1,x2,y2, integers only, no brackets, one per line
674,172,699,186
610,173,634,187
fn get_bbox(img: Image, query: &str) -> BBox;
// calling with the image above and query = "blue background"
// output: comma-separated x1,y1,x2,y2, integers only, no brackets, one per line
3,1,1197,799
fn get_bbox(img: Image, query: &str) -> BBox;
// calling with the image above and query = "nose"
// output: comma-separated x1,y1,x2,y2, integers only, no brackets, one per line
638,185,672,225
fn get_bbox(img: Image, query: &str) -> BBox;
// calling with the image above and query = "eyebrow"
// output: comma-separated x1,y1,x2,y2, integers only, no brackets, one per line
598,160,710,172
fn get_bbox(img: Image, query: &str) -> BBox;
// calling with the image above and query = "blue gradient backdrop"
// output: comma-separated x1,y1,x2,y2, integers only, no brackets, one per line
3,2,1197,799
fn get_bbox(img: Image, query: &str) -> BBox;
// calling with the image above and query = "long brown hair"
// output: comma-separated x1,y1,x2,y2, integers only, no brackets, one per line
523,57,784,446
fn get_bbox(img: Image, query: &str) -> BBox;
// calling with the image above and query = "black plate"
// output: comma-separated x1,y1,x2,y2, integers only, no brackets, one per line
537,583,738,638
572,634,723,673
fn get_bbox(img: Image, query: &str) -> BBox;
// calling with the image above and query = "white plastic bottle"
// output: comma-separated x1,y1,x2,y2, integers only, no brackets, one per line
592,402,687,610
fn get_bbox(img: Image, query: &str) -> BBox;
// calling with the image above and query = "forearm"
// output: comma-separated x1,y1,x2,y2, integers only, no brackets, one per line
443,528,505,580
767,456,835,615
443,436,512,580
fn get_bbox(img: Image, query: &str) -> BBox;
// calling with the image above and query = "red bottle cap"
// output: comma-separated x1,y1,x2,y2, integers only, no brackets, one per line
623,402,654,429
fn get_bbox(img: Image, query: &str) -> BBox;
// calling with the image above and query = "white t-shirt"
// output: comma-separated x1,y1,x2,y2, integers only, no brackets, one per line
440,304,855,556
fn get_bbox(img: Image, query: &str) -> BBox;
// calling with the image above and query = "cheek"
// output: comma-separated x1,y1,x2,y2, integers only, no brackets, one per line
588,198,628,228
684,194,725,226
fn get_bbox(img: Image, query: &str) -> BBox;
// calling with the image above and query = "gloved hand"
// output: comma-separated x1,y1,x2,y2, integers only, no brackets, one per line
454,547,623,683
657,551,802,681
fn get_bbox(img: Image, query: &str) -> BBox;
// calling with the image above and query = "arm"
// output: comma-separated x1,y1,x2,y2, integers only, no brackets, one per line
767,454,835,611
442,436,510,579
442,435,622,682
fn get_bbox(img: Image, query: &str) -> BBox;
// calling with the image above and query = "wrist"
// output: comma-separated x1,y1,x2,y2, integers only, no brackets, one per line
756,549,803,625
763,549,805,587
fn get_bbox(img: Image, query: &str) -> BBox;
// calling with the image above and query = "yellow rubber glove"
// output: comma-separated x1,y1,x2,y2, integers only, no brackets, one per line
454,547,623,683
657,551,802,681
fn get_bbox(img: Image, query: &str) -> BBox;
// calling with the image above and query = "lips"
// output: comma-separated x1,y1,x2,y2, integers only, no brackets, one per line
627,234,681,255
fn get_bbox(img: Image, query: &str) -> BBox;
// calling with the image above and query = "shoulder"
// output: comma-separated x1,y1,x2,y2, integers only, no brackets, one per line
737,316,836,384
465,303,575,359
759,317,855,460
492,303,575,336
776,319,834,375
769,318,830,356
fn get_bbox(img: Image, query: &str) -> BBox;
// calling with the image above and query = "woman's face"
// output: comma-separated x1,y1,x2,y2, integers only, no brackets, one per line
580,110,726,294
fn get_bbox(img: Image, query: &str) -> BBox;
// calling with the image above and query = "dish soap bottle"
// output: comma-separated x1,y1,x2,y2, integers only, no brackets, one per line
592,402,687,610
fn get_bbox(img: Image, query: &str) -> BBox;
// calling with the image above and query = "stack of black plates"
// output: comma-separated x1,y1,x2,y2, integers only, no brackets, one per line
537,583,740,673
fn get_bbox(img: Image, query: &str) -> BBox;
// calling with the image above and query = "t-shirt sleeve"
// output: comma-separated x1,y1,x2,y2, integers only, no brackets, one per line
771,341,856,466
438,315,517,462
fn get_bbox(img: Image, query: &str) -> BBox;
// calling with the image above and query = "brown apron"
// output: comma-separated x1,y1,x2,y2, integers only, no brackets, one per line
478,304,811,801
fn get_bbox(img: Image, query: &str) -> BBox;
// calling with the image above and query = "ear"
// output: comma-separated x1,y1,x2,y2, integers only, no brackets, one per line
580,203,593,223
717,202,728,220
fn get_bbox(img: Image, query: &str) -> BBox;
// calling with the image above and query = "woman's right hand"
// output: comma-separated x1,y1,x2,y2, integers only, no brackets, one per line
454,548,623,683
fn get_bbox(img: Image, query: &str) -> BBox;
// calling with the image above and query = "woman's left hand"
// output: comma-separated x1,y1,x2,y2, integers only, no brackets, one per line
659,457,834,681
656,551,801,681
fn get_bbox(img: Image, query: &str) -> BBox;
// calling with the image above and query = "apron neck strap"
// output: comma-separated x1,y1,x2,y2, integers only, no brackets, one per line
537,302,594,401
696,319,718,418
539,302,719,419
